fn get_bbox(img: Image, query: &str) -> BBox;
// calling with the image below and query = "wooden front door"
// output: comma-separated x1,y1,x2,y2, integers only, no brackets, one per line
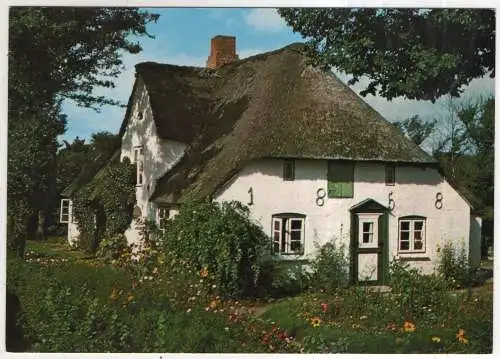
350,199,389,285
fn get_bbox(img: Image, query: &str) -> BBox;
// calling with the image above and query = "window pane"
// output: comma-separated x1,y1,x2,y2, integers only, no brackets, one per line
362,232,371,243
385,166,395,184
291,220,302,230
273,220,281,231
273,242,280,253
290,241,302,252
414,240,423,250
400,241,410,250
290,230,301,241
273,231,280,242
363,222,373,233
414,221,424,231
400,221,410,231
400,231,410,241
283,160,294,180
414,230,422,241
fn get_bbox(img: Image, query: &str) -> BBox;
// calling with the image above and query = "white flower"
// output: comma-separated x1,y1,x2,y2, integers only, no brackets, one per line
224,327,229,332
186,308,192,313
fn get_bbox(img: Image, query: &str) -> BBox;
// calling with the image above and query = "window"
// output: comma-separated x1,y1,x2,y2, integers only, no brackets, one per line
385,165,395,186
357,213,381,248
283,159,295,181
133,146,144,186
399,216,426,252
327,161,354,198
59,199,72,224
272,214,305,255
157,207,170,232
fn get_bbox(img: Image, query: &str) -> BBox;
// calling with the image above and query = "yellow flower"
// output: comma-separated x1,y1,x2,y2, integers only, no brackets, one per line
109,288,119,301
200,267,209,278
403,321,416,332
209,300,218,309
310,316,321,328
431,336,441,343
456,329,469,344
127,292,134,302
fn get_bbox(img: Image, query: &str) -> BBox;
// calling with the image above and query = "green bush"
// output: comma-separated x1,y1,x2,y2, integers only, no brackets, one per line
96,234,129,263
437,241,480,288
162,201,269,298
256,260,312,298
388,259,454,322
309,242,349,293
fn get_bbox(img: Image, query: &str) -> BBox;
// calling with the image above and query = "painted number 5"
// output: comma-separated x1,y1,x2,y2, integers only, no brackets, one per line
388,191,395,211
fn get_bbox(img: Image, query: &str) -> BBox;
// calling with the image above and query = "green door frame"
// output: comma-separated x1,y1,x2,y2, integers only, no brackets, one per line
349,198,390,285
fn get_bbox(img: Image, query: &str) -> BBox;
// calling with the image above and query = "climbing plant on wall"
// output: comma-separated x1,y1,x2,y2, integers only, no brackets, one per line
72,157,136,253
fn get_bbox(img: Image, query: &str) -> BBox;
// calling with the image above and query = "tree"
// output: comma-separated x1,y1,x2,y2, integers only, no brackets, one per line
8,7,159,256
432,96,494,255
278,8,495,102
393,115,437,146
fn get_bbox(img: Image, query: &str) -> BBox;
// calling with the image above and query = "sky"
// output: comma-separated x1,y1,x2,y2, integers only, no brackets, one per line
55,7,494,145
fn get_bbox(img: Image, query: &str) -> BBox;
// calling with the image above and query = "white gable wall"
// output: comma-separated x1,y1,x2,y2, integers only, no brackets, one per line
119,79,187,245
215,158,472,275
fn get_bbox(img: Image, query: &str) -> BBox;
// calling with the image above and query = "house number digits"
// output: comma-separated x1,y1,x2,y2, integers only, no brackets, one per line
248,187,254,206
435,192,443,209
388,191,395,211
316,188,326,207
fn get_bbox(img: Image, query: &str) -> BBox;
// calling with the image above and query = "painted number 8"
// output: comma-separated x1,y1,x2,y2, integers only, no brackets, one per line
435,192,443,209
316,188,326,207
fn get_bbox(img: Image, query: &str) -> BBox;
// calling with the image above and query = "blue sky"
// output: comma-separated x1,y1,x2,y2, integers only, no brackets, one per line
61,7,495,147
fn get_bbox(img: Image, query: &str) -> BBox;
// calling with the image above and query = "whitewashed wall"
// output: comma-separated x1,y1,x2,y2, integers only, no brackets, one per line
119,78,187,245
215,159,472,274
67,220,80,247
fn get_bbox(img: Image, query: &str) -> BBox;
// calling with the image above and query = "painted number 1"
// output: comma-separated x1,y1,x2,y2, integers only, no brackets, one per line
248,187,254,206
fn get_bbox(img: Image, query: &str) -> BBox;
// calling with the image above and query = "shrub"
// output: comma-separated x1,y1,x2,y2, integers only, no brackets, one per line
161,201,269,298
309,242,349,293
388,259,454,321
437,241,480,288
256,260,312,298
96,234,129,263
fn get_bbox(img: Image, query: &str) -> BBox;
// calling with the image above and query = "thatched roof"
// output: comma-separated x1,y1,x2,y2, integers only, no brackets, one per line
61,149,121,197
130,43,436,203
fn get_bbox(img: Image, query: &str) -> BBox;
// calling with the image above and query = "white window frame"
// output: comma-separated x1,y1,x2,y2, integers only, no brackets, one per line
357,213,382,249
133,146,144,186
398,217,426,253
157,207,170,233
59,199,72,224
272,215,305,255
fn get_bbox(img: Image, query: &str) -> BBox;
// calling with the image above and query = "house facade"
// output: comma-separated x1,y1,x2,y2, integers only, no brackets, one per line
62,36,482,284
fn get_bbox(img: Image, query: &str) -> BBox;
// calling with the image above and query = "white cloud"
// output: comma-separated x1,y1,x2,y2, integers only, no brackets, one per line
243,9,286,33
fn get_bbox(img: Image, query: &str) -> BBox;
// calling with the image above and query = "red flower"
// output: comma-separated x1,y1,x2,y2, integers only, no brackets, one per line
321,302,328,312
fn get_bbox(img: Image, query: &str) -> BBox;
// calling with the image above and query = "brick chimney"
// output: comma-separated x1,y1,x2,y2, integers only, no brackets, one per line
206,35,239,69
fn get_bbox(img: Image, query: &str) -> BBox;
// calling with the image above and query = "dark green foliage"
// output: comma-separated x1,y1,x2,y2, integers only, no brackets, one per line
257,260,312,298
309,242,350,293
437,242,484,288
72,159,136,253
162,201,269,298
278,8,494,102
388,259,452,320
97,234,129,263
394,115,437,146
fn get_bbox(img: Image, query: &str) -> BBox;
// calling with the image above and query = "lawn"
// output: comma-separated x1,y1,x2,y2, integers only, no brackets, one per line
6,238,494,353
